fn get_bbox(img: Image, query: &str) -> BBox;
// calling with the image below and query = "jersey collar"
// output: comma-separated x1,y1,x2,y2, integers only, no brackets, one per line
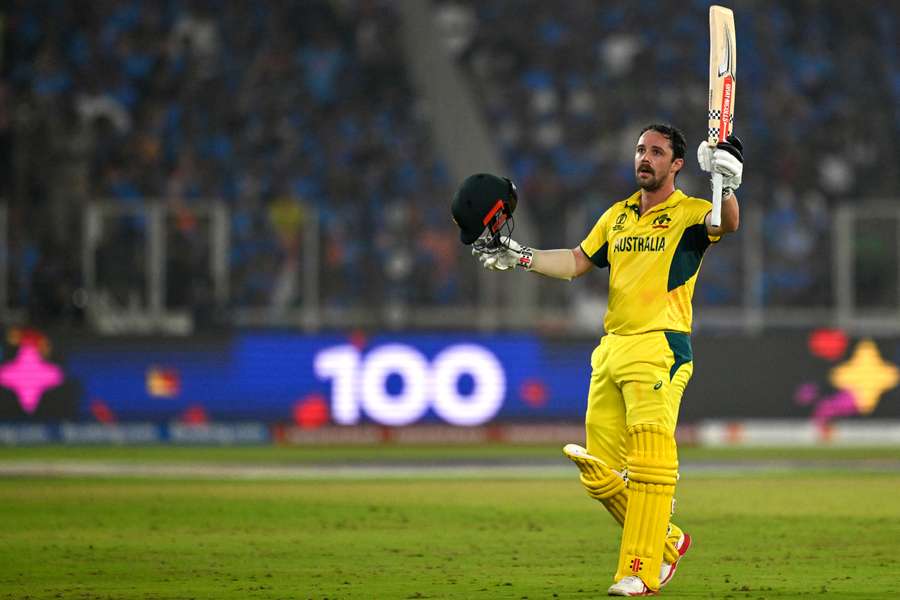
627,189,686,216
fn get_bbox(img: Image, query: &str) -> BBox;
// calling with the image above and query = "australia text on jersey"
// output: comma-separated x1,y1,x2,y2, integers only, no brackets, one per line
612,236,667,253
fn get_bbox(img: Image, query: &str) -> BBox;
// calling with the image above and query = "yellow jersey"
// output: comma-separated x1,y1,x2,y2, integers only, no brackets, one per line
580,189,719,335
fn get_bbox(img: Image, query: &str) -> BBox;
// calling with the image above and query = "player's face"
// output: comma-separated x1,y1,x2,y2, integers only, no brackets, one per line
634,131,684,191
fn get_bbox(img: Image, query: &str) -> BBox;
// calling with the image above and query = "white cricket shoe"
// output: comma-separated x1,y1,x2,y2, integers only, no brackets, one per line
659,532,692,588
607,576,655,596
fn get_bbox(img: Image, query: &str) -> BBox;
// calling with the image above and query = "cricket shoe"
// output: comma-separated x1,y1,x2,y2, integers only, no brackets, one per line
607,576,656,596
659,532,692,588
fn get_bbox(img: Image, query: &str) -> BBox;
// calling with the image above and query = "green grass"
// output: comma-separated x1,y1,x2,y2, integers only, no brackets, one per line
1,447,900,598
3,443,900,464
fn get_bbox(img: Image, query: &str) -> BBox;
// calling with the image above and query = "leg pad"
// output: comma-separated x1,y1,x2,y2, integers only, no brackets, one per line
615,424,679,591
563,444,627,524
563,442,682,563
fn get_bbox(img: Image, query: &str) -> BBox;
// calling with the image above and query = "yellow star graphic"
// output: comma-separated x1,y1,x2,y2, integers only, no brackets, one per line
829,339,900,414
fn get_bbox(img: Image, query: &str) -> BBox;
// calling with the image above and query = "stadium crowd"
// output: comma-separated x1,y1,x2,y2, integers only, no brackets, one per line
4,0,458,326
3,0,899,329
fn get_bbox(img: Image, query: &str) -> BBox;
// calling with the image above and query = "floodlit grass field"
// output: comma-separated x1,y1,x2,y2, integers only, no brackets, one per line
1,445,899,599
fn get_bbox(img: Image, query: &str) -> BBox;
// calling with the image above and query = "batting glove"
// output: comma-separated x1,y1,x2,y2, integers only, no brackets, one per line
472,237,534,271
697,135,743,196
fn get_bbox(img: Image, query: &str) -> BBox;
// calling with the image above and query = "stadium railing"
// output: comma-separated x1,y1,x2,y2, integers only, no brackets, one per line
1,200,898,335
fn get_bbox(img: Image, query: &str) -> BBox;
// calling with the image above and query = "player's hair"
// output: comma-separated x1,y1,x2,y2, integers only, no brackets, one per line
639,124,687,160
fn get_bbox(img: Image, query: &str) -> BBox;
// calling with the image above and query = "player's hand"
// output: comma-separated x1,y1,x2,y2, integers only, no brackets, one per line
697,135,743,195
714,135,743,195
472,237,534,271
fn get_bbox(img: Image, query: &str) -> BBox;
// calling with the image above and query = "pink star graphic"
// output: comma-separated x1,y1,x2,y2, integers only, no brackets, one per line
0,342,64,414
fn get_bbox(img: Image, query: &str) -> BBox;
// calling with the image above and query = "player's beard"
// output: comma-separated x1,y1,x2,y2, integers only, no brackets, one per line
636,166,663,191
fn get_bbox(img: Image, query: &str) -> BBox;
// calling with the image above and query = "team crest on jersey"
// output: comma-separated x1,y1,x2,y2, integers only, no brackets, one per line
612,212,627,232
652,214,672,229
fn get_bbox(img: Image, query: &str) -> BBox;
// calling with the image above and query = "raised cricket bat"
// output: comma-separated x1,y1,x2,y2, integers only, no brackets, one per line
708,5,736,227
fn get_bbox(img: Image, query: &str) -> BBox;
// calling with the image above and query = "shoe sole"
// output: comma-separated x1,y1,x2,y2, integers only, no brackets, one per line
608,588,658,597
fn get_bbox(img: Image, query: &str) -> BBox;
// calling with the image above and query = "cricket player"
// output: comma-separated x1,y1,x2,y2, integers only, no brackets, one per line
453,124,743,596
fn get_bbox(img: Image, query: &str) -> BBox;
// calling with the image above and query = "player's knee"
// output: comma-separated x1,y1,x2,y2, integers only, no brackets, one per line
580,471,625,500
584,427,626,471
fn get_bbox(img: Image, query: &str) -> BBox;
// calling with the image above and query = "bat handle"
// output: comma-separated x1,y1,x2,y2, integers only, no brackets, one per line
711,172,723,228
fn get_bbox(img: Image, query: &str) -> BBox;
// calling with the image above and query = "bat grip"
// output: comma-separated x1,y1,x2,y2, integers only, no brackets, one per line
711,172,723,228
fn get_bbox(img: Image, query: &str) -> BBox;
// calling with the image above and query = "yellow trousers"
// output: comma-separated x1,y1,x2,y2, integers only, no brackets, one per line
585,331,692,469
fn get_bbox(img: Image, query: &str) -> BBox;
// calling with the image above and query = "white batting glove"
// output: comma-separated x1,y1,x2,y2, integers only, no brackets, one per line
713,149,742,195
696,141,714,173
472,237,534,271
697,138,743,196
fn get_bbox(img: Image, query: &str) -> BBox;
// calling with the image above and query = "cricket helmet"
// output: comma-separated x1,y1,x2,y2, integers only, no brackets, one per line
450,173,518,246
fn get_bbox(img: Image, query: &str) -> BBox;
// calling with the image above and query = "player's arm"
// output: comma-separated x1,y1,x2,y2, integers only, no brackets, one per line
532,245,594,280
698,136,743,236
706,192,739,236
472,241,594,281
474,207,610,278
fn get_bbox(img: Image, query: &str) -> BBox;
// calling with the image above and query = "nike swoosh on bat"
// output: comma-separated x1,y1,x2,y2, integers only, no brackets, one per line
717,27,733,77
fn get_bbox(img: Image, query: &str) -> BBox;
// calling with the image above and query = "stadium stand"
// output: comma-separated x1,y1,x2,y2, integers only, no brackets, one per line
2,0,899,329
4,0,458,327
